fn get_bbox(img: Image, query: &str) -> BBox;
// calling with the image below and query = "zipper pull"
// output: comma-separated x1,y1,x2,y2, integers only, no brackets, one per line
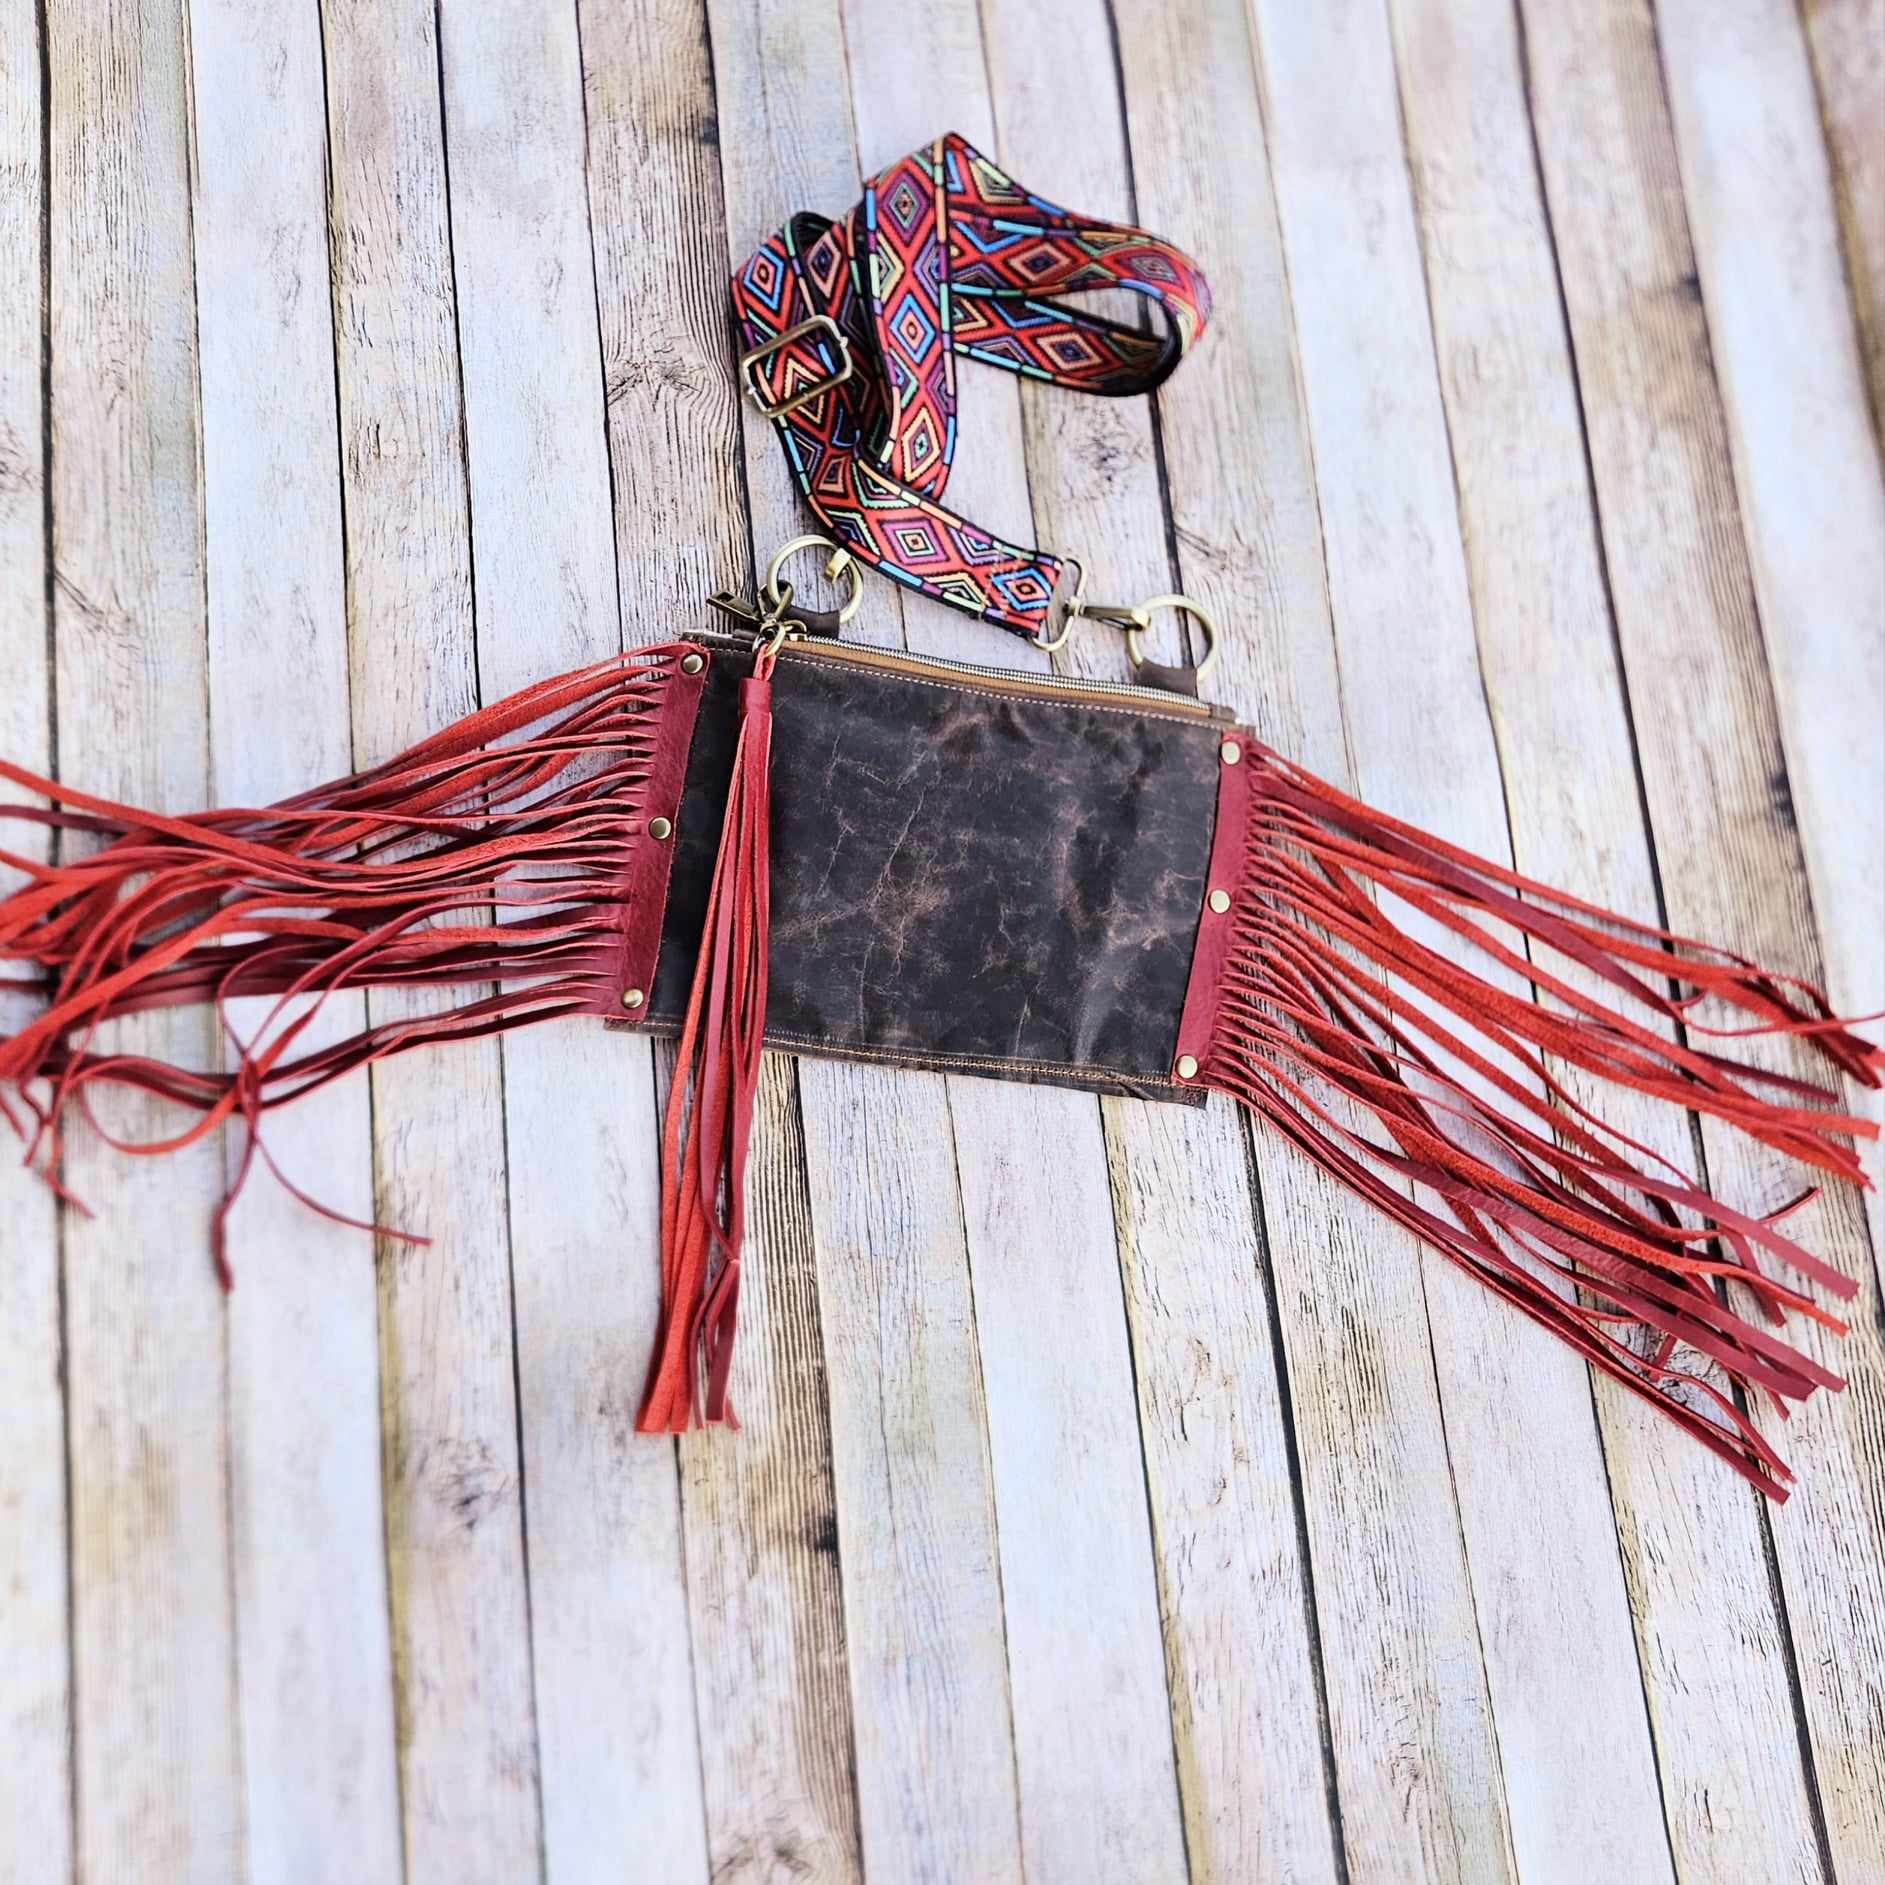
706,591,769,634
706,583,805,660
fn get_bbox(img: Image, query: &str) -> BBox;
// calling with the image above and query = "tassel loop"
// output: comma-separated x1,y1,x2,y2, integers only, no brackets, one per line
638,654,776,1433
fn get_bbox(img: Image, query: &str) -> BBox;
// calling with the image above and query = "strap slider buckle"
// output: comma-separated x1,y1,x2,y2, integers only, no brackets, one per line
739,315,855,420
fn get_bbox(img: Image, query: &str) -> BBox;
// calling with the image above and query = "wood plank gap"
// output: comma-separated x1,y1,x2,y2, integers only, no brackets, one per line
1379,13,1681,1868
47,0,239,1870
0,0,71,1869
609,4,864,1874
1519,3,1885,1871
979,5,1345,1875
835,8,1189,1875
1797,0,1885,448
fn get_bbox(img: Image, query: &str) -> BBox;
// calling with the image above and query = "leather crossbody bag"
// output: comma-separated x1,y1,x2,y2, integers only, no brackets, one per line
2,136,1877,1497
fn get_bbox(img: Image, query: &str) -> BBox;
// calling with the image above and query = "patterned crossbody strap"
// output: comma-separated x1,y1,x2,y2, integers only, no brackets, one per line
731,133,1212,648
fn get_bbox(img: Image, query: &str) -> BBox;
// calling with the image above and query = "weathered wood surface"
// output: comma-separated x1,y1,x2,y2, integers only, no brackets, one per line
0,1,1879,1881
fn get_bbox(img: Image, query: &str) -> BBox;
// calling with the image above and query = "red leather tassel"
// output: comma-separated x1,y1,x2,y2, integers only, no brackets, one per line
1181,736,1881,1500
638,651,776,1433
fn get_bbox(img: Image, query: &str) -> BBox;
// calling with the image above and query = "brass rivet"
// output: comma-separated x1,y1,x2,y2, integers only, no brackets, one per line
1219,739,1242,766
679,651,705,675
648,816,673,840
1176,1055,1199,1080
620,987,645,1010
1208,889,1231,914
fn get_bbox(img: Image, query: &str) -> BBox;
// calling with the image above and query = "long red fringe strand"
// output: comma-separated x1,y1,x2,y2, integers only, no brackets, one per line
1195,739,1881,1500
0,649,682,1272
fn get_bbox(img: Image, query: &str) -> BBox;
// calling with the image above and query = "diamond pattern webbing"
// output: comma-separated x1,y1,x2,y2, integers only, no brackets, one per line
731,133,1212,638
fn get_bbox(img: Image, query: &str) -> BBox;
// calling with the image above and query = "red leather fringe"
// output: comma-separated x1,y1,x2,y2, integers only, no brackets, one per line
1192,739,1881,1500
0,650,682,1272
638,654,776,1432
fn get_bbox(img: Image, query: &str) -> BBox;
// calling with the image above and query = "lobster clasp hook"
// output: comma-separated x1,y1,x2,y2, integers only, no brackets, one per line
710,534,866,650
1063,591,1220,696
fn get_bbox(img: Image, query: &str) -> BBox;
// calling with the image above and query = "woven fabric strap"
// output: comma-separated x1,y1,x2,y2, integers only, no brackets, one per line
731,133,1212,640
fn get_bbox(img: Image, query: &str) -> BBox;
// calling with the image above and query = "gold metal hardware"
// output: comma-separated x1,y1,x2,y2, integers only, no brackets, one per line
706,591,779,632
1031,555,1085,654
1208,889,1231,913
739,314,855,420
710,537,863,659
1062,587,1219,690
620,988,645,1011
1220,739,1242,765
698,552,1231,722
763,534,864,624
1175,1055,1199,1080
679,651,705,675
648,816,673,841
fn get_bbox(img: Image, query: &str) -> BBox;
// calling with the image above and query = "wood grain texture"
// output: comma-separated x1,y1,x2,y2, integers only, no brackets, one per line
676,1073,863,1883
326,2,538,1877
1387,2,1825,1877
46,1,239,1877
1244,6,1689,1874
430,0,675,1876
588,4,878,1879
1658,0,1885,1245
1801,0,1885,439
1522,1,1885,1873
187,6,404,1877
1654,0,1885,1864
835,12,1190,1881
9,2,1885,1879
978,6,1338,1877
701,5,1009,1878
1125,3,1513,1878
567,5,734,1879
0,4,68,1878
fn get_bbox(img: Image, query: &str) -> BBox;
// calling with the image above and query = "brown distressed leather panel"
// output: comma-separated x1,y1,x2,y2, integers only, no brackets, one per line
640,638,1219,1102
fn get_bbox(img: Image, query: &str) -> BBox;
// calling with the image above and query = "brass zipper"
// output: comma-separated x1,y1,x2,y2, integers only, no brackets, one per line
684,624,1229,722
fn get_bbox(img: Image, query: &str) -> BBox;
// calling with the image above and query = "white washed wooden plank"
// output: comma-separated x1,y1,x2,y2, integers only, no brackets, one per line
1385,3,1827,1878
1659,0,1885,1252
46,0,237,1877
796,1069,1024,1885
1243,7,1679,1877
1656,0,1885,1863
566,5,742,1876
1801,0,1885,436
674,1077,863,1884
582,0,749,649
1118,3,1515,1878
835,14,1188,1880
701,5,997,1878
978,6,1340,1877
432,0,670,1875
443,2,714,1876
185,8,403,1877
323,2,536,1876
0,5,69,1877
1522,2,1885,1872
945,1088,1190,1885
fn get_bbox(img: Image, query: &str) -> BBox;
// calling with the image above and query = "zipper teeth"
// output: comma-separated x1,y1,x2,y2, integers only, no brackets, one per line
815,639,1201,705
688,626,1217,717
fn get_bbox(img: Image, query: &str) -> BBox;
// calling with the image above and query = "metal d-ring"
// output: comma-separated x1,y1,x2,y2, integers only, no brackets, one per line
1122,593,1219,681
762,533,864,625
1066,590,1220,684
